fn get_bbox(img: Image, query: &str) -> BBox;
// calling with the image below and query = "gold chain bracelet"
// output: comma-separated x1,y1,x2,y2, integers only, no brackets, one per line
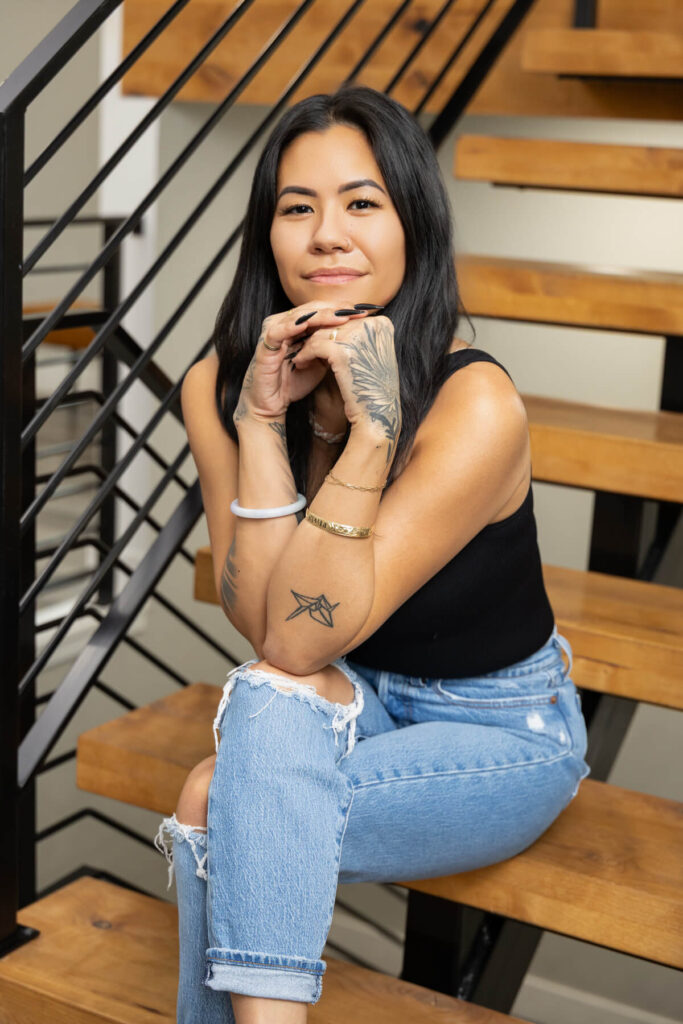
305,508,373,539
324,470,386,493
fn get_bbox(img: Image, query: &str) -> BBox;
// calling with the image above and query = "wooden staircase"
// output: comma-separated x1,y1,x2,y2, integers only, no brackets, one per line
1,876,531,1024
4,0,682,1021
521,28,683,79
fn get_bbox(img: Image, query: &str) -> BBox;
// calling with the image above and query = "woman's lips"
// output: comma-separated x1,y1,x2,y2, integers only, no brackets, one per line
306,273,366,284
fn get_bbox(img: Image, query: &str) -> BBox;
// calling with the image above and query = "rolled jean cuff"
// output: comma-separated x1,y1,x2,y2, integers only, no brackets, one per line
204,948,326,1004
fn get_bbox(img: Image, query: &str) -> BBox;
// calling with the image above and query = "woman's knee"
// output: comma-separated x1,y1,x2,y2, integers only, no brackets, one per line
175,754,216,828
251,658,356,706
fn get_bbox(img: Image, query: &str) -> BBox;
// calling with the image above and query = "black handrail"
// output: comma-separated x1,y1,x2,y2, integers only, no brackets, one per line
19,481,202,786
21,0,313,359
23,0,261,274
22,330,185,519
20,440,193,684
19,334,211,617
24,0,192,185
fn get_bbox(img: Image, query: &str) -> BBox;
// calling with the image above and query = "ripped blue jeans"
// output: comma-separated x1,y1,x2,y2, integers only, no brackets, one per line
155,623,590,1022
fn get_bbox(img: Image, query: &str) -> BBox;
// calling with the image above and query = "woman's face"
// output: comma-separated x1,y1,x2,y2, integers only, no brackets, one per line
270,124,406,309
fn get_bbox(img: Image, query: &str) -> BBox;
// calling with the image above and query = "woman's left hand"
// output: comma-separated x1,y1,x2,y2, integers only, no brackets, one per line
292,313,402,445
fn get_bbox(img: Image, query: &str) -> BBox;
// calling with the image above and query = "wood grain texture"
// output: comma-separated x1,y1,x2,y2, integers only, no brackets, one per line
543,564,683,711
525,394,683,503
76,681,222,814
121,0,683,117
522,29,683,79
120,0,519,112
456,254,683,335
399,779,683,969
0,876,531,1023
462,0,683,118
454,136,683,198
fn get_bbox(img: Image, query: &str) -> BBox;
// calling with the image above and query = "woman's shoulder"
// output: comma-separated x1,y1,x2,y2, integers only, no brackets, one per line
409,341,528,485
181,350,220,407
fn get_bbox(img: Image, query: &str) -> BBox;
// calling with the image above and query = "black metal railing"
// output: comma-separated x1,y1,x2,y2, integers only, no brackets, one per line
0,0,538,996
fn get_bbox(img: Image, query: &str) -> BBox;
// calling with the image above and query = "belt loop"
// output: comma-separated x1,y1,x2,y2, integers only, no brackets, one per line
552,626,573,679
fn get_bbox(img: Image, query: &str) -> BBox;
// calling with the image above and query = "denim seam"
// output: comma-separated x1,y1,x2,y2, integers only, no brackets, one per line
319,776,355,955
351,748,575,790
434,691,560,709
206,957,323,975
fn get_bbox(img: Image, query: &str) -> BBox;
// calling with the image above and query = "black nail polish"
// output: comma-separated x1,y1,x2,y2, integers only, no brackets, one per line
295,311,316,325
285,345,303,360
334,308,359,316
353,303,384,310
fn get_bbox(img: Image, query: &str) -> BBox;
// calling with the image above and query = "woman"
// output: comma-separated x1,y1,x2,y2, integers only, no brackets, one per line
154,85,590,1024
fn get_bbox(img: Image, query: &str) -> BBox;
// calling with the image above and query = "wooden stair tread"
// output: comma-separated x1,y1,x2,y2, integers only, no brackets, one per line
522,29,683,80
456,253,683,336
543,564,683,711
193,551,683,710
400,778,683,970
77,691,683,969
121,0,518,116
0,876,529,1023
23,300,101,350
525,393,683,503
77,682,222,815
121,0,683,120
454,136,683,198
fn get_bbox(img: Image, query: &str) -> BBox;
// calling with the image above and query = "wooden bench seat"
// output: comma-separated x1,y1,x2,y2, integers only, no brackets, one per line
454,136,683,198
76,685,682,970
0,876,526,1023
522,29,683,80
456,254,683,337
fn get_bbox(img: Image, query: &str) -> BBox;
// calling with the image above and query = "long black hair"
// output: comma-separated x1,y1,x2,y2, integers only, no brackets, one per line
212,83,475,497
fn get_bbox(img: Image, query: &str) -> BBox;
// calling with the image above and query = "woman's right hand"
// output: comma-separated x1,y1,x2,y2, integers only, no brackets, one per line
232,302,372,426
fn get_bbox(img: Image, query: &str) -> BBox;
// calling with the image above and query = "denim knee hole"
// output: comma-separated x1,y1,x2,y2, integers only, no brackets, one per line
212,660,364,761
154,813,208,889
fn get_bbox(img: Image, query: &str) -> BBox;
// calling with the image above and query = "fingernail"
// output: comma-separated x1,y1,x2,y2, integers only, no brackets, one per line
353,303,384,310
285,346,303,360
295,311,316,325
334,308,359,316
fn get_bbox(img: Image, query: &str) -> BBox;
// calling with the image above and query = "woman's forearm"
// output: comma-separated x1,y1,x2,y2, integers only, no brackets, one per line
262,426,396,675
223,415,299,655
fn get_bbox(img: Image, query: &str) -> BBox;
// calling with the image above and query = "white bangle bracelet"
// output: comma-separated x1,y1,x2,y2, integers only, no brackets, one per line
230,493,307,519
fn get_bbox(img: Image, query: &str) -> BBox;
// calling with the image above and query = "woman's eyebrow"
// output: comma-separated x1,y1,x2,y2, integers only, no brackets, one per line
276,179,387,201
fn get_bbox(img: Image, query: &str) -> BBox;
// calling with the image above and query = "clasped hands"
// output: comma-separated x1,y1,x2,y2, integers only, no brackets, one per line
233,301,402,443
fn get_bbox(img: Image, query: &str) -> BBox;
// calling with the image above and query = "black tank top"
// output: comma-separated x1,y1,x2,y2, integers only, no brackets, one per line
346,348,555,678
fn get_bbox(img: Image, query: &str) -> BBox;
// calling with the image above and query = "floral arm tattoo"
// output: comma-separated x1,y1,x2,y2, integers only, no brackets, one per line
336,319,401,465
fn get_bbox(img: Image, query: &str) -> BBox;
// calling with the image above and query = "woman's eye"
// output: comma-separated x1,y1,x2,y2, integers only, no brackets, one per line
351,198,380,210
281,198,380,215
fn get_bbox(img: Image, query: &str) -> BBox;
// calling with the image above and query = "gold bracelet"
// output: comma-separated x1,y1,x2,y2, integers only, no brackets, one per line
324,470,385,493
305,507,373,538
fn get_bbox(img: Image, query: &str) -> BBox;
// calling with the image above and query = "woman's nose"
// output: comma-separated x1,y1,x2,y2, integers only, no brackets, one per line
309,208,351,252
